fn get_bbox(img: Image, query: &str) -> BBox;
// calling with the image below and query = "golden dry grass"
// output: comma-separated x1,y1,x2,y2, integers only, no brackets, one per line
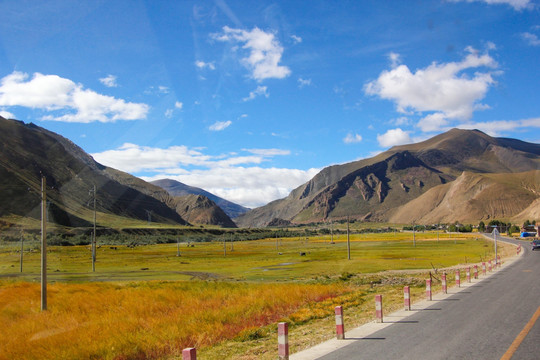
0,280,348,360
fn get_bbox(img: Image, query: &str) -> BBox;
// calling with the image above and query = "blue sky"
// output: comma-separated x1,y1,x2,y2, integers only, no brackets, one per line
0,0,539,208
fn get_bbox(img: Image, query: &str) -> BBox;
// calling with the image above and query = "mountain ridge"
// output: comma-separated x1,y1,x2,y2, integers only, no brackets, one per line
0,117,238,228
151,178,249,218
235,128,540,227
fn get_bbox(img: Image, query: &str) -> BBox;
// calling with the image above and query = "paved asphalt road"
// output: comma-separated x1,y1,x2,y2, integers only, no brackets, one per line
317,237,540,360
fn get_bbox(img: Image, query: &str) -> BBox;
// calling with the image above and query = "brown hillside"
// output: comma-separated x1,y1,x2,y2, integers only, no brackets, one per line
389,171,540,224
235,129,540,227
172,195,237,228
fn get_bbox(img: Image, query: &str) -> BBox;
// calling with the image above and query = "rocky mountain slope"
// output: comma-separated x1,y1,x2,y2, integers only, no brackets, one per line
151,179,249,218
235,129,540,227
171,194,237,228
0,117,236,228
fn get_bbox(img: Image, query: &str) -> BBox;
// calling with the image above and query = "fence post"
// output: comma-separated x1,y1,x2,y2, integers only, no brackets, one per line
455,269,460,287
278,322,289,360
426,279,432,300
375,295,383,323
182,348,196,360
404,286,411,311
442,272,447,294
335,306,345,339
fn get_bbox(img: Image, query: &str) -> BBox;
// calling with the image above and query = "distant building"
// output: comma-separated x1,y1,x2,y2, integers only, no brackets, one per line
520,224,539,238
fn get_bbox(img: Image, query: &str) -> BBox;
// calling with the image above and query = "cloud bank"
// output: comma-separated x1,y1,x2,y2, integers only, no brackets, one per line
0,71,148,123
92,144,318,208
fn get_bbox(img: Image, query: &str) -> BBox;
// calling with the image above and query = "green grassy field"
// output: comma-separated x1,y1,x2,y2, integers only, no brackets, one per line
0,231,501,282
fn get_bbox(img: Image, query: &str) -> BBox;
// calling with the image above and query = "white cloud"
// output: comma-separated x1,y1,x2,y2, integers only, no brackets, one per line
365,47,498,121
212,26,291,81
447,0,533,10
144,166,320,209
393,117,410,126
456,117,540,136
291,35,302,44
209,120,232,131
158,86,169,94
298,78,312,88
522,32,540,46
195,60,216,70
243,85,269,101
0,72,148,123
388,52,401,68
175,101,183,109
244,148,291,156
0,109,15,119
417,113,450,132
99,74,118,88
343,133,363,144
92,144,318,208
92,143,211,172
165,109,174,118
377,128,412,147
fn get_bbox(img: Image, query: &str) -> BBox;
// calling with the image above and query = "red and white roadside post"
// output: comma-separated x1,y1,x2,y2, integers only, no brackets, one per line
426,279,432,300
497,255,501,268
466,267,471,283
488,260,492,272
455,269,461,287
404,286,411,311
474,265,478,279
278,322,289,360
375,294,383,323
335,306,345,340
182,348,196,360
442,272,447,294
482,262,486,276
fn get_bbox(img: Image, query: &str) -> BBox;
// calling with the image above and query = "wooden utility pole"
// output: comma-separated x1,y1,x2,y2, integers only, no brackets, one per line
176,237,180,257
41,176,47,311
330,220,334,244
92,184,96,272
347,216,351,260
413,223,416,247
20,231,23,273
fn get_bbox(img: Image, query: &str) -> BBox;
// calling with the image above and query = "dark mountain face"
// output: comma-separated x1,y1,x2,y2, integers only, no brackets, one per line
236,128,540,227
172,194,237,228
0,117,187,226
151,179,249,218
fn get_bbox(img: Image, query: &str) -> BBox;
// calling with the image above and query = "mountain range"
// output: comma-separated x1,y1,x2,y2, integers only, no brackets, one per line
0,117,237,228
0,116,538,229
150,179,249,219
235,129,540,227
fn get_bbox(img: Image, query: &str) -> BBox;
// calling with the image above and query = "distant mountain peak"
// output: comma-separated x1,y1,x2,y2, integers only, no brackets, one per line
151,178,249,219
235,128,540,227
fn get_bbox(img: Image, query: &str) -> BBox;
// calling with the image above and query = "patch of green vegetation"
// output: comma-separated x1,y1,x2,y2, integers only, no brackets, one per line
0,231,507,283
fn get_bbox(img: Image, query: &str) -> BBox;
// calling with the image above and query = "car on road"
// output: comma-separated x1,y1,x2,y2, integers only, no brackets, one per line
531,240,540,251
